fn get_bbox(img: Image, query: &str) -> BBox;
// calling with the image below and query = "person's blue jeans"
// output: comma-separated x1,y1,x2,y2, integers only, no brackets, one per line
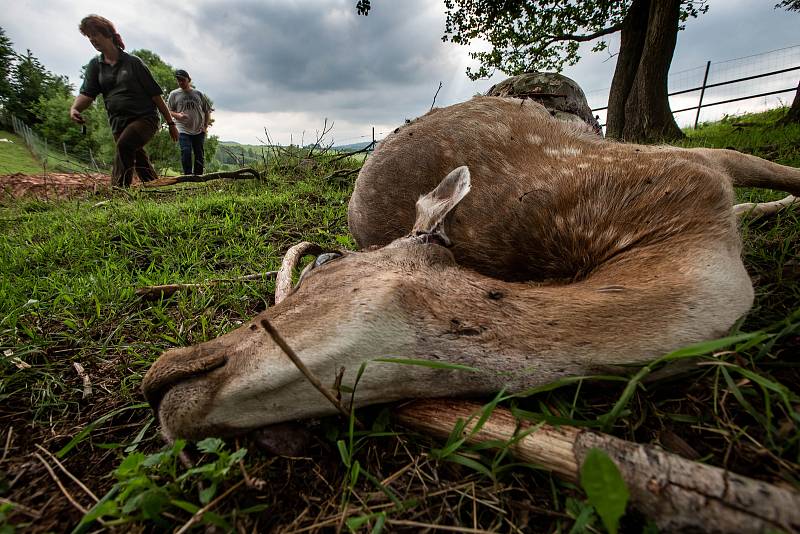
178,132,206,175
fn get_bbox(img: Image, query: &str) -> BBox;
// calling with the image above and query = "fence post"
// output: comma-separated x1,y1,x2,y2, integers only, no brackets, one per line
694,60,712,129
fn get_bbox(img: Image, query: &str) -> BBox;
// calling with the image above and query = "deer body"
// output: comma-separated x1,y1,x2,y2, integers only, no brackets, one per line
143,96,799,440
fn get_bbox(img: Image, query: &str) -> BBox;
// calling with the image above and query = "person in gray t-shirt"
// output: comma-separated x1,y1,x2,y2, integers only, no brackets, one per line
167,69,212,175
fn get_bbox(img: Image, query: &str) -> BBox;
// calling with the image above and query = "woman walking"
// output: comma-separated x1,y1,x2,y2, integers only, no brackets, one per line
69,15,178,187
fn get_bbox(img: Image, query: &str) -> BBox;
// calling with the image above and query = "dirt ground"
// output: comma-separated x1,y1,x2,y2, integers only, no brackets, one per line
0,172,132,200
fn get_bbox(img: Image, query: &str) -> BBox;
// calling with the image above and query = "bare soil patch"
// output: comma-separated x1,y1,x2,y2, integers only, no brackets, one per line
0,172,124,200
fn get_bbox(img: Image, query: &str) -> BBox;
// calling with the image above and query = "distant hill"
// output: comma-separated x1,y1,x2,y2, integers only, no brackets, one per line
332,141,374,152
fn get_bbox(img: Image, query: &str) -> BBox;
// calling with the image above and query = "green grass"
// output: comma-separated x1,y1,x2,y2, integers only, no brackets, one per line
0,130,43,174
0,109,798,533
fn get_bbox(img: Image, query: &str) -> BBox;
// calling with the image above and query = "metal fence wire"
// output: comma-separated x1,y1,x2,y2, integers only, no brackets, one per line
8,114,109,175
586,45,800,129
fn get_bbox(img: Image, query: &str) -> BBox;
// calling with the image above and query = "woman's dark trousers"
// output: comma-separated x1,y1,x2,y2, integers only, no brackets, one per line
112,116,159,187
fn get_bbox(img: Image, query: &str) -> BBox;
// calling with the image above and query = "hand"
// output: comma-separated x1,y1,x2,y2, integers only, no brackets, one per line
168,123,179,142
173,112,187,121
70,108,85,124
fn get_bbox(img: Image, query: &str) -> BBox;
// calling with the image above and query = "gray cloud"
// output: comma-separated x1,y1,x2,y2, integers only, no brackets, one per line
1,0,797,143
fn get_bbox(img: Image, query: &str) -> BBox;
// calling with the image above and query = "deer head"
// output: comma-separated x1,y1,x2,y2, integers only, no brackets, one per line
142,161,755,440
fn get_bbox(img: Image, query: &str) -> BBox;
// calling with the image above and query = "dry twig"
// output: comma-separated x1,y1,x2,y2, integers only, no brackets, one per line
136,271,278,300
34,444,99,503
174,479,245,534
72,362,92,399
260,318,363,429
33,452,89,515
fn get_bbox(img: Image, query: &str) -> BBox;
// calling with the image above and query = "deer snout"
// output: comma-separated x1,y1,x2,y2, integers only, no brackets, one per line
142,345,228,412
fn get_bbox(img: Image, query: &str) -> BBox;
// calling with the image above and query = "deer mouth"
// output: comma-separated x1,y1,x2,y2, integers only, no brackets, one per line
142,350,228,415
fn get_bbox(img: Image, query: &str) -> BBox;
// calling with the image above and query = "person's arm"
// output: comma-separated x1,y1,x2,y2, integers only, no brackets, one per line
70,94,94,124
152,95,179,142
203,110,211,133
166,92,186,121
72,58,99,124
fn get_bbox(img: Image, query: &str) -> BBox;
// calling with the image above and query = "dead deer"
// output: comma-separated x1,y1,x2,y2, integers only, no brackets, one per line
142,96,799,442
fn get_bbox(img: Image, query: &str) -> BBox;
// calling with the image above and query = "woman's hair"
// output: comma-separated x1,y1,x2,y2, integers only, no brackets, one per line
79,15,126,50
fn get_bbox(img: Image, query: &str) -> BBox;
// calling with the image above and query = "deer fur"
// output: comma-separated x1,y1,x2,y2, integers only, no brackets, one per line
142,96,800,440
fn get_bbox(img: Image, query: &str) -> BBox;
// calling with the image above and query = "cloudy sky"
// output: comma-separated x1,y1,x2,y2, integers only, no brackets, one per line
2,1,799,145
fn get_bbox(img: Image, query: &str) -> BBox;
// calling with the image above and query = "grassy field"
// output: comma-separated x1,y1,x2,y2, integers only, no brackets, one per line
0,109,798,533
0,130,44,175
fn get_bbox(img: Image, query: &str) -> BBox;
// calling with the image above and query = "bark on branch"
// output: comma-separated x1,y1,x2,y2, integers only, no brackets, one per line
141,168,260,188
543,23,624,47
395,399,800,533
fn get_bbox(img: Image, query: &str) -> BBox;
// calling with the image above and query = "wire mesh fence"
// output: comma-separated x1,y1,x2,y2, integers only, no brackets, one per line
8,114,111,176
585,44,800,129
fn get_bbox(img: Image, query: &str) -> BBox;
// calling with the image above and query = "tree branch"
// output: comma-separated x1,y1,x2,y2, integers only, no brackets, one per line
543,22,624,47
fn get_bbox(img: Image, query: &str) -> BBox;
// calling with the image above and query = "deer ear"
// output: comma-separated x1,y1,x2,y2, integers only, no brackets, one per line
411,166,471,242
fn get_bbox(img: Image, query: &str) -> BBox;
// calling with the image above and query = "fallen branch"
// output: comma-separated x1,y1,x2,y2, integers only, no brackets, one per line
135,271,278,300
395,399,800,533
141,167,259,188
321,168,360,183
326,141,375,165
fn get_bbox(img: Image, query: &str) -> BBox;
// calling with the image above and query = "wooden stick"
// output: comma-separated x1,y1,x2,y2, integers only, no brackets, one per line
174,479,244,534
135,271,278,300
35,444,99,503
395,399,800,533
260,318,363,429
141,167,259,188
72,362,92,399
33,452,88,514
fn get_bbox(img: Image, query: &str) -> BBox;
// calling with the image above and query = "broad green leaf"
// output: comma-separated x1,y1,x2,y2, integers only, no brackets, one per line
580,448,629,534
196,437,224,454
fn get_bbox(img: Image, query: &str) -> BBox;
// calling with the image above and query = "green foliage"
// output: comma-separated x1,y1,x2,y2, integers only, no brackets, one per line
0,27,15,114
76,438,246,530
442,1,708,80
34,92,97,155
580,448,629,534
775,0,800,10
3,45,72,125
355,0,371,16
130,49,178,95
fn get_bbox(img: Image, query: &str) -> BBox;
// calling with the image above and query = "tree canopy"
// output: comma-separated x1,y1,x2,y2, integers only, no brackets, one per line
441,1,708,81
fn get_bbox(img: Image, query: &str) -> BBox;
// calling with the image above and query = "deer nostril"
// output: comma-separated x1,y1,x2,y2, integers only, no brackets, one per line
142,349,228,412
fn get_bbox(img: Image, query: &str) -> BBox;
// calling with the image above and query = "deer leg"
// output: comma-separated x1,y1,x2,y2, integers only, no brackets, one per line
734,194,798,218
686,148,800,196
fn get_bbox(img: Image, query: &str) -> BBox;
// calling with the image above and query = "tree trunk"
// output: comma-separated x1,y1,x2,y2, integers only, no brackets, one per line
606,0,649,140
778,80,800,125
621,0,684,141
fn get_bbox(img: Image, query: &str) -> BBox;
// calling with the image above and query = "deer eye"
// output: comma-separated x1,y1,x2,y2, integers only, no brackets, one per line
314,252,342,267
